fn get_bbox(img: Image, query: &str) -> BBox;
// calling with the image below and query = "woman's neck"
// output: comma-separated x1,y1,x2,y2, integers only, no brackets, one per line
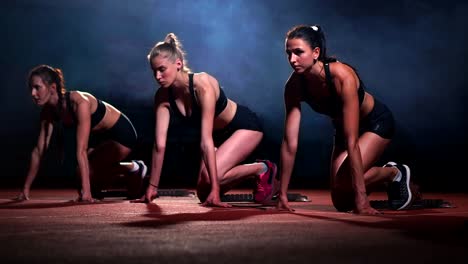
171,71,190,95
46,92,60,107
46,92,67,116
304,60,325,82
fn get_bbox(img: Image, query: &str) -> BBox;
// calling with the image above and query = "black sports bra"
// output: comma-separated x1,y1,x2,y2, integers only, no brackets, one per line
168,73,228,120
304,62,365,117
64,91,106,127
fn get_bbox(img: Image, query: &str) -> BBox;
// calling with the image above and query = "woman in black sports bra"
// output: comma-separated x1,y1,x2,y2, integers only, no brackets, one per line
278,25,414,214
139,33,277,207
17,65,147,202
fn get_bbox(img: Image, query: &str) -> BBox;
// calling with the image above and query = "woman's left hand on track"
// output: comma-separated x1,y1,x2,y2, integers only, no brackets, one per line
202,191,231,208
15,191,30,201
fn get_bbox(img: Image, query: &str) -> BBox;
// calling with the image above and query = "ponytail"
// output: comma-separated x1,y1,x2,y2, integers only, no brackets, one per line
147,33,191,72
286,24,336,63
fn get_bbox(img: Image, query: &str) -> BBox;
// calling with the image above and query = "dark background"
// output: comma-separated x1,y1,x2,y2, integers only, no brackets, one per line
1,0,467,192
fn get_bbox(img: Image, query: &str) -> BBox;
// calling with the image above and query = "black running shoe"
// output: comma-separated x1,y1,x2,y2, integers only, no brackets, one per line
383,161,397,168
386,162,413,210
133,160,148,178
90,187,105,200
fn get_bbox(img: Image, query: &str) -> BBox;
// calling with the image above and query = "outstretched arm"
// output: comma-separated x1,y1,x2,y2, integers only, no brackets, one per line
142,90,171,203
335,65,377,214
278,76,302,211
196,74,229,207
74,96,92,201
19,111,54,200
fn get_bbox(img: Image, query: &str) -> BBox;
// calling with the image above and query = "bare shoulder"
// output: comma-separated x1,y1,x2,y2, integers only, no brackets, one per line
69,90,92,105
194,72,215,82
193,72,218,92
329,62,356,81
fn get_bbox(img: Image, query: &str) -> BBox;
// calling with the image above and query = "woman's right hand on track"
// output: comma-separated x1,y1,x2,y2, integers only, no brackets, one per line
131,187,158,203
15,190,30,201
276,193,295,212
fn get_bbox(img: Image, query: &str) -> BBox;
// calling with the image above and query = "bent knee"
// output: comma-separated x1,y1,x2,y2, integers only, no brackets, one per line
331,188,355,212
196,183,210,203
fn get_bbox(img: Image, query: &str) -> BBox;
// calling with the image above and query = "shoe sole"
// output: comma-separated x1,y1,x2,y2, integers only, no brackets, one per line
396,164,413,210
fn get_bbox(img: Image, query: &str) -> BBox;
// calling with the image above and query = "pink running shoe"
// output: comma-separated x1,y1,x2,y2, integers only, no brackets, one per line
254,160,278,203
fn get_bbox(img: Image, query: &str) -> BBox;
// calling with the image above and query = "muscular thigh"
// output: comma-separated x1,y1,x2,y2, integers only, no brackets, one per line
198,129,262,182
330,132,391,211
215,129,262,175
331,132,391,188
88,140,131,173
196,129,262,201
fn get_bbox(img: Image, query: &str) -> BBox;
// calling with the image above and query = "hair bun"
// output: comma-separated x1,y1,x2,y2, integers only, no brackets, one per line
164,33,177,46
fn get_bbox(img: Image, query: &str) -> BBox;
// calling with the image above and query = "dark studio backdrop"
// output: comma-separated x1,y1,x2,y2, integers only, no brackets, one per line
1,0,467,192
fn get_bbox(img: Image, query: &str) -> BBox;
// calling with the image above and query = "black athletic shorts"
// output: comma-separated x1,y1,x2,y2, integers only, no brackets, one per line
88,113,137,149
333,98,395,149
212,104,263,146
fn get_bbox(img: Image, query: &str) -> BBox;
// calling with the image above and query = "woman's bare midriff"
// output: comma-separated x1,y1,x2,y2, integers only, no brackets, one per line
213,99,237,131
80,92,122,132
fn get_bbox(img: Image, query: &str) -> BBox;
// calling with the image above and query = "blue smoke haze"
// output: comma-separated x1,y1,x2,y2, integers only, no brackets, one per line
1,0,467,190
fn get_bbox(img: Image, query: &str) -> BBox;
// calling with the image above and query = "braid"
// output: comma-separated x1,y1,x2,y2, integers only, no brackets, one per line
52,67,66,106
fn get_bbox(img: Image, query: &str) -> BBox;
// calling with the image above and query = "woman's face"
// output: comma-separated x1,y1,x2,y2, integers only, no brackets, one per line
30,75,53,106
285,38,319,74
150,54,182,88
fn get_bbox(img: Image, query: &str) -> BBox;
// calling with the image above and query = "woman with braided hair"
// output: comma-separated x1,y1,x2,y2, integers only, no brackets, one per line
17,65,147,202
277,25,414,214
139,33,277,207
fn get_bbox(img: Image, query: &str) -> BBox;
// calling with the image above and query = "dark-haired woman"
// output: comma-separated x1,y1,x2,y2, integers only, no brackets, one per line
278,25,414,214
17,65,147,202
